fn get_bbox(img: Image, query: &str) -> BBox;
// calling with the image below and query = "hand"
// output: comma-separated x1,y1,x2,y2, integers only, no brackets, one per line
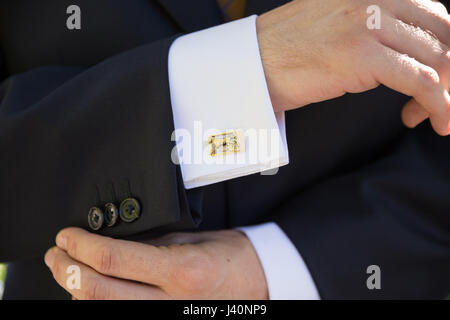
44,228,268,300
258,0,450,135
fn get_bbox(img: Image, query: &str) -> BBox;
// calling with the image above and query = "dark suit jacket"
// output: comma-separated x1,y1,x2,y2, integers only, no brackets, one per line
1,0,449,299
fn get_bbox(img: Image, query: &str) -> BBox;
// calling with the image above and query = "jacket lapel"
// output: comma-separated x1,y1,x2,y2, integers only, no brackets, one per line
154,0,224,32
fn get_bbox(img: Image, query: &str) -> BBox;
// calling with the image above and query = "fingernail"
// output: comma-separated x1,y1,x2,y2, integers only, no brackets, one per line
44,248,55,268
56,233,67,250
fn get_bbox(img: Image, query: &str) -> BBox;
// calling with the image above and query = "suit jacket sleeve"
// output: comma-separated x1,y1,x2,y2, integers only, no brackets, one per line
0,38,200,262
272,125,450,299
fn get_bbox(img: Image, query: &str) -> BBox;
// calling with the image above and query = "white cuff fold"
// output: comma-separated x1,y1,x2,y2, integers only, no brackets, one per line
239,222,320,300
168,15,289,189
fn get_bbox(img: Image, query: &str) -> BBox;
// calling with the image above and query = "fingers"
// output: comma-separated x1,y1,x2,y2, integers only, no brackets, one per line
372,3,450,131
377,15,450,88
377,14,449,130
370,43,450,135
45,247,169,300
55,227,172,286
389,0,450,46
402,98,430,128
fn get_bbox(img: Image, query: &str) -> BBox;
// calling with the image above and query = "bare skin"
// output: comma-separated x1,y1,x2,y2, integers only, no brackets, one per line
257,0,450,135
45,228,268,300
45,0,449,300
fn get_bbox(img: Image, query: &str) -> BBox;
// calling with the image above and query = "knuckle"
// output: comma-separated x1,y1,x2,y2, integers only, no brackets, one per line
417,67,440,92
66,237,78,258
94,243,114,274
83,279,108,300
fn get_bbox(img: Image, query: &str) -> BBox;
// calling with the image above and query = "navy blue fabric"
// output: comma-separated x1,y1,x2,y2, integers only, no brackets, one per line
1,0,449,299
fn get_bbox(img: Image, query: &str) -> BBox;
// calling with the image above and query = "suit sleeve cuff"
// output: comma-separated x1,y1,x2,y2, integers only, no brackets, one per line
238,222,321,300
168,15,289,189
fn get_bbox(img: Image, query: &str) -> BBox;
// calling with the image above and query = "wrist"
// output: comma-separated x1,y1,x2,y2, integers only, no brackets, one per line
256,14,286,113
235,230,269,299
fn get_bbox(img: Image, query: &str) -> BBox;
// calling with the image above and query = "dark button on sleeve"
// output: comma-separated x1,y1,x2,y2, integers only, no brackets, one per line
88,207,104,230
119,198,141,223
104,203,119,227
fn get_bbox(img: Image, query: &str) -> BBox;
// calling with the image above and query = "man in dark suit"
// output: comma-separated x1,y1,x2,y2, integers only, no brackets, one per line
1,0,449,299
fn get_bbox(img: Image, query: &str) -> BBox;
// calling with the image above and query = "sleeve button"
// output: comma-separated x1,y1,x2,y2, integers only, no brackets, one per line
88,207,104,231
104,203,119,227
119,198,141,223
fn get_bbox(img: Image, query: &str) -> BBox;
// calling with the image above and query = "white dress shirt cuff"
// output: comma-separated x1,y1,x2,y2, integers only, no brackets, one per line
168,15,288,189
238,222,321,300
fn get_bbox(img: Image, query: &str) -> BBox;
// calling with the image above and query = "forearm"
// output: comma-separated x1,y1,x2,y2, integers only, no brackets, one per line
0,38,185,261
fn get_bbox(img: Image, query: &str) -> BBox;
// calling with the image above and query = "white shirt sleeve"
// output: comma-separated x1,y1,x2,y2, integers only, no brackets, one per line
168,15,317,300
168,15,288,189
239,222,321,300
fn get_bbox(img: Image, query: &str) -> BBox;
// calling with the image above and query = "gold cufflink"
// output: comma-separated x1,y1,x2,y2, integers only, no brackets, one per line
208,130,245,157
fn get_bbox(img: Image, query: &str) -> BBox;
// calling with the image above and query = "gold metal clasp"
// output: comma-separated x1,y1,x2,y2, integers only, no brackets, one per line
208,130,245,157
